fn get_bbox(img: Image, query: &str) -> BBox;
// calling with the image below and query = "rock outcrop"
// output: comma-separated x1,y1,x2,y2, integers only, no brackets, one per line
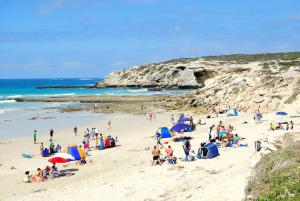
96,52,300,112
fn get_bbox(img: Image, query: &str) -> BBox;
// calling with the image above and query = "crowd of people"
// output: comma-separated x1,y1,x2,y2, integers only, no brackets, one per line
151,114,246,166
82,128,117,154
24,164,58,183
207,121,241,147
26,124,118,183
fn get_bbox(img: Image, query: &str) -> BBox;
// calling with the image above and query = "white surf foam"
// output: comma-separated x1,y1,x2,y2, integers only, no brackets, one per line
0,100,17,104
7,95,23,98
128,89,148,93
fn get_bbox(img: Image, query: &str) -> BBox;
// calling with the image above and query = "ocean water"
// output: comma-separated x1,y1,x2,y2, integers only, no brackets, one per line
0,78,190,115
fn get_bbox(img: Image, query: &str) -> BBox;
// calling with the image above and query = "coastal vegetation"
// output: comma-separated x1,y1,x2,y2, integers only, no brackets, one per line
246,134,300,200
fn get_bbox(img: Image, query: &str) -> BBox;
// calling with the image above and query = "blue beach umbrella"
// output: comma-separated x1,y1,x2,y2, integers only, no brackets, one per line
276,111,288,116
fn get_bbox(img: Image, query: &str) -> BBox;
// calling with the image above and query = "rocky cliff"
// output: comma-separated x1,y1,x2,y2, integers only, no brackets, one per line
96,52,300,112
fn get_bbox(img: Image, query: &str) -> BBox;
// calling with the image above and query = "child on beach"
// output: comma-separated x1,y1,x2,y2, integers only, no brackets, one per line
23,171,32,183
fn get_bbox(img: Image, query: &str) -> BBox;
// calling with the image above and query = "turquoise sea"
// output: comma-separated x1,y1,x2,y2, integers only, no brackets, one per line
0,78,190,138
0,78,190,114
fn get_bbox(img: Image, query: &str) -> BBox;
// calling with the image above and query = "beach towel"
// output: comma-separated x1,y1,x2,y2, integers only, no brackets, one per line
22,153,33,158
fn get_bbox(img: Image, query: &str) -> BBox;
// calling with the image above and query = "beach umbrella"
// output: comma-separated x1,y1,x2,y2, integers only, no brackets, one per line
170,123,191,132
63,145,85,160
48,153,75,164
276,111,288,116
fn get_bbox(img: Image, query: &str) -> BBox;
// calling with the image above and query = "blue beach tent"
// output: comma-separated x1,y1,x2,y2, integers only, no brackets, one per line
170,123,191,132
157,127,172,138
226,108,239,116
204,143,219,159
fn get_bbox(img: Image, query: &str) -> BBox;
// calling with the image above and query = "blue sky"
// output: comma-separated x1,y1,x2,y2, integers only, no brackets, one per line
0,0,299,78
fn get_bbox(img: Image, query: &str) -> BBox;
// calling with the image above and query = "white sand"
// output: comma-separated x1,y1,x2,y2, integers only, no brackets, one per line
0,109,299,201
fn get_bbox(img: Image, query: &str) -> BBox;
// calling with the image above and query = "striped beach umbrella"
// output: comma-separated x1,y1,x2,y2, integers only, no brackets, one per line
63,145,85,160
48,153,75,164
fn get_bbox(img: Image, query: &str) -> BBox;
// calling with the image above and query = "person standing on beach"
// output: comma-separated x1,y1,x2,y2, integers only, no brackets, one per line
49,140,55,155
151,146,162,166
73,126,78,136
33,130,37,144
49,129,54,140
183,139,191,161
170,115,175,125
149,111,153,121
40,143,44,155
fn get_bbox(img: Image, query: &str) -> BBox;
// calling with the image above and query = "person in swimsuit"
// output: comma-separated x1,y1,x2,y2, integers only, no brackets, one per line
151,146,162,166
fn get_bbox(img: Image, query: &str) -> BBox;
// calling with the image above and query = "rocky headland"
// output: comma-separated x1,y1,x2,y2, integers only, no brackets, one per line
94,52,300,113
17,52,300,114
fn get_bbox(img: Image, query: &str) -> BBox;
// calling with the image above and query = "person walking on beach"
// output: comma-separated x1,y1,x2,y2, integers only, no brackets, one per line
33,130,37,144
49,129,54,140
73,126,78,136
108,120,112,130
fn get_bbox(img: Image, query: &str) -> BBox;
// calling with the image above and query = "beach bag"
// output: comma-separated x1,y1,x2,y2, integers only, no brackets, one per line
254,141,261,151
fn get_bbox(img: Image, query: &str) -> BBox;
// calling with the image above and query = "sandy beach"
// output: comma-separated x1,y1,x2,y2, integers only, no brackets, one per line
1,105,299,201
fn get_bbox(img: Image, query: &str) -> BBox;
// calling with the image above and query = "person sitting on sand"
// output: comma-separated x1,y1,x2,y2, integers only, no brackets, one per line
42,148,49,157
105,137,111,148
79,158,87,165
189,150,196,161
164,145,177,164
232,134,239,144
55,144,61,153
99,139,105,150
23,171,32,183
165,145,174,158
42,166,51,180
151,146,162,166
32,168,43,182
197,143,208,159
